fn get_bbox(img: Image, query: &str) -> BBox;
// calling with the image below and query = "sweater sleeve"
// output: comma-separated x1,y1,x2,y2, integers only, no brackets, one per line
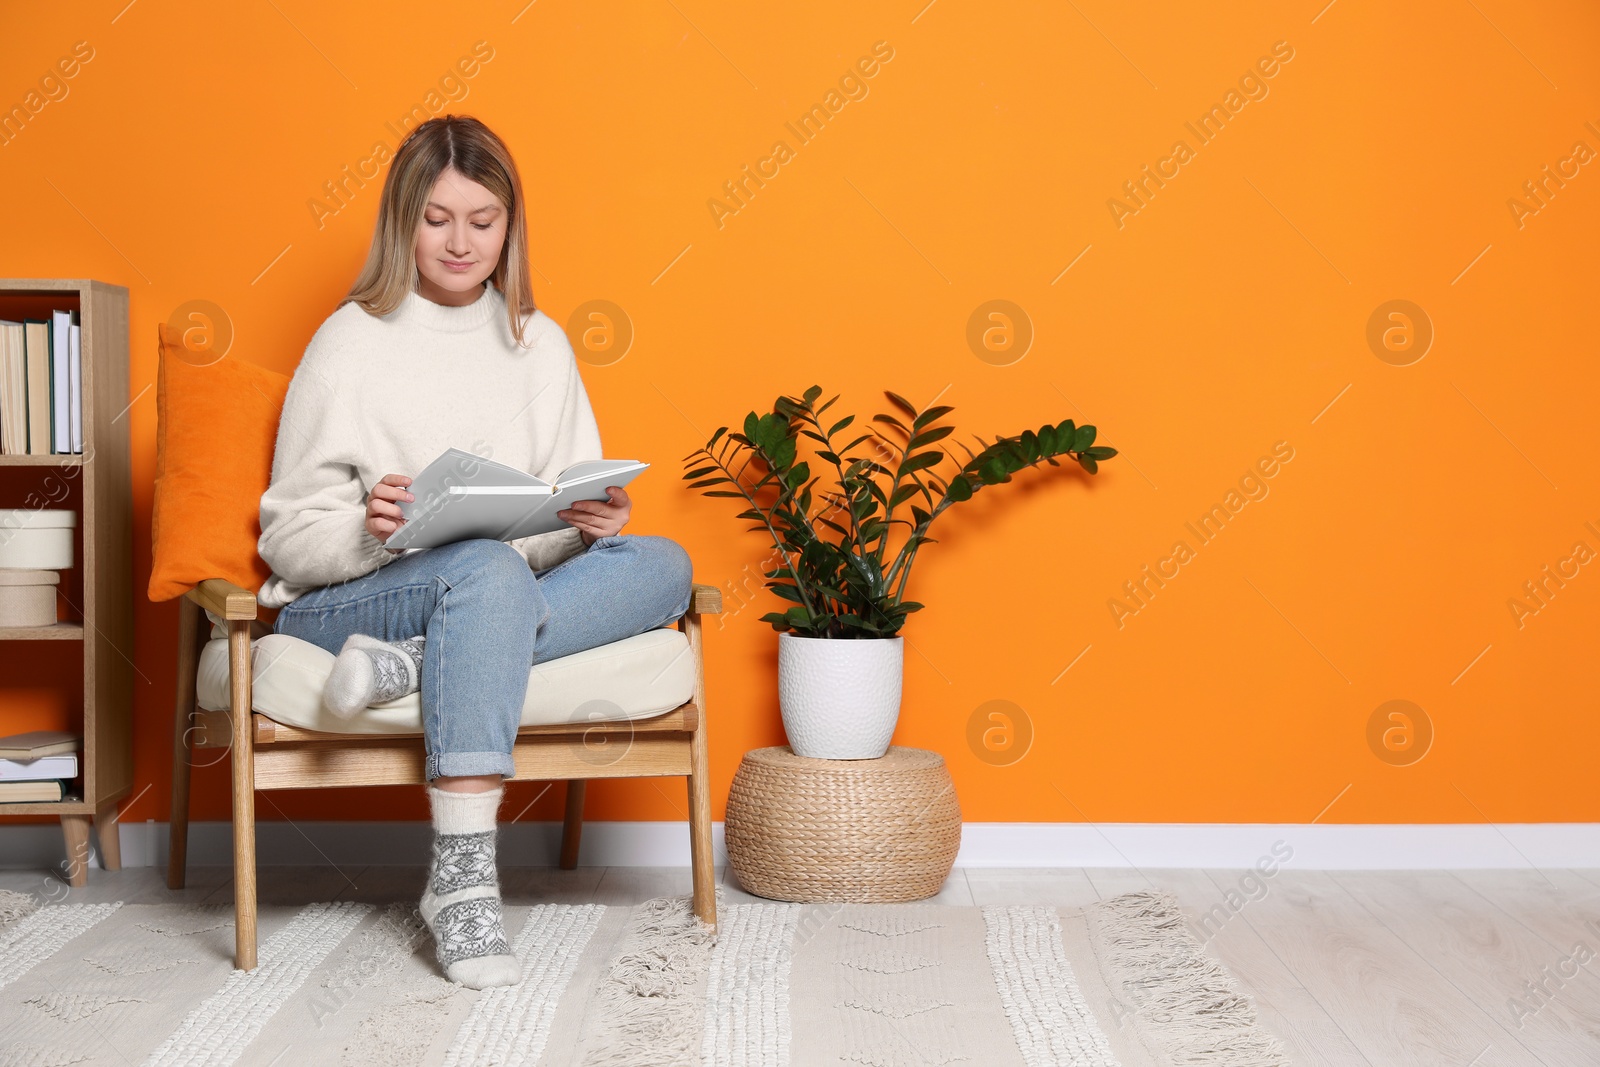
257,354,396,589
507,332,605,573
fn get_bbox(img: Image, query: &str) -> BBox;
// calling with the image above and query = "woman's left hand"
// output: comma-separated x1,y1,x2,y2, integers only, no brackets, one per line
561,486,632,547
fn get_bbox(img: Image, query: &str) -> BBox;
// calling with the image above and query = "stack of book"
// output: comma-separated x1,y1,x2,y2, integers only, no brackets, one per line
0,308,83,455
0,729,81,802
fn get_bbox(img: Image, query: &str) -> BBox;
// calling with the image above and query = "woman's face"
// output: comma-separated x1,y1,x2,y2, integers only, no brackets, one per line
414,166,507,306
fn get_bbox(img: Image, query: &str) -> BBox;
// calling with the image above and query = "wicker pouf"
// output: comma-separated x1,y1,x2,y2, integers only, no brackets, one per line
724,745,962,903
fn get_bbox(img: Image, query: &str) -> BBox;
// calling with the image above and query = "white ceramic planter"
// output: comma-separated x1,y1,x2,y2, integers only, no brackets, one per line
777,633,904,760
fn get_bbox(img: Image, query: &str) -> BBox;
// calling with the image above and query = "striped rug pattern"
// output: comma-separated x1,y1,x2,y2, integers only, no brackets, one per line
0,888,1288,1067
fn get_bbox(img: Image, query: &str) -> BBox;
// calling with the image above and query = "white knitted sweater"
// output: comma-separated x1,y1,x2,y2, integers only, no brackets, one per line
256,282,601,609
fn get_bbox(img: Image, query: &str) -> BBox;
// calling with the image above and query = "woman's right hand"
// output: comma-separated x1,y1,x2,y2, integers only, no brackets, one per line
366,473,415,544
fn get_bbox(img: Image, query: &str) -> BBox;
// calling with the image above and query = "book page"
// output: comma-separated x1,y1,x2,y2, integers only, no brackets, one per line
553,458,649,487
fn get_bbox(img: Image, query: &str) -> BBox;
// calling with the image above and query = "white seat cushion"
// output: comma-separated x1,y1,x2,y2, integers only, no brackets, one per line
195,626,696,735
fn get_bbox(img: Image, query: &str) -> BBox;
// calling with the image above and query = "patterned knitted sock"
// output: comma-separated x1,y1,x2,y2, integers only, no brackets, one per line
321,633,426,719
418,785,520,989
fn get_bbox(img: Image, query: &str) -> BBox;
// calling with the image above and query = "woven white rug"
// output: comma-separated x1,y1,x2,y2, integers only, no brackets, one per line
0,886,1289,1066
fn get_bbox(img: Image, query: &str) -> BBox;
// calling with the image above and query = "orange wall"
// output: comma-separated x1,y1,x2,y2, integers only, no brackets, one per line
1,1,1596,829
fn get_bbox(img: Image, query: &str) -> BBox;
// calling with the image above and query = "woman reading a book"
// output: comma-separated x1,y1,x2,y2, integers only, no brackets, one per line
255,115,694,989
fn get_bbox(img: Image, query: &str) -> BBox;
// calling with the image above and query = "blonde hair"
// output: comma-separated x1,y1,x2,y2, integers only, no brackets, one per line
346,114,538,347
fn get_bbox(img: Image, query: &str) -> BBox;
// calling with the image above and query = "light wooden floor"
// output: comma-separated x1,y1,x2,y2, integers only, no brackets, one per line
4,864,1598,1065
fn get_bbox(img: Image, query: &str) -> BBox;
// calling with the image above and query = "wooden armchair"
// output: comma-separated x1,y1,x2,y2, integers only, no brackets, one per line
166,576,722,970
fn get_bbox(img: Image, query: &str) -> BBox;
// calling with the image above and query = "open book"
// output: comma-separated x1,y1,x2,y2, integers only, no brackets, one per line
383,447,649,552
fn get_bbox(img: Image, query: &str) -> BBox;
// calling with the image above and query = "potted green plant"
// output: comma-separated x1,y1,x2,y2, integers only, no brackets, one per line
683,385,1116,759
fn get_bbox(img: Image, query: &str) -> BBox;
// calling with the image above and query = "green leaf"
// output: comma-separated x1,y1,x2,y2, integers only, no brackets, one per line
908,424,955,449
773,436,797,469
838,432,877,454
890,484,922,507
1077,453,1099,474
803,384,822,403
827,415,855,436
817,514,851,538
849,553,884,594
1075,424,1097,451
1085,445,1118,460
947,475,973,501
897,451,944,476
884,391,919,418
872,413,912,436
911,405,955,430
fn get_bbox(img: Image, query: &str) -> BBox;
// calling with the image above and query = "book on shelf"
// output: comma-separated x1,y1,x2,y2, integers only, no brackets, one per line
0,729,81,758
384,447,649,552
69,314,83,453
0,752,79,780
0,307,83,455
26,318,50,453
0,319,19,454
0,779,66,803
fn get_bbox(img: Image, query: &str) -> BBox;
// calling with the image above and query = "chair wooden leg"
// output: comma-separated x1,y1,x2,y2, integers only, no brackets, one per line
60,815,91,888
681,610,717,934
559,780,586,869
94,799,123,871
168,596,202,890
229,619,258,970
686,727,716,933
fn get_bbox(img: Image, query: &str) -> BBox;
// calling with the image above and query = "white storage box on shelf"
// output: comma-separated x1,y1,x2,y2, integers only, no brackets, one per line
0,509,77,570
0,568,60,627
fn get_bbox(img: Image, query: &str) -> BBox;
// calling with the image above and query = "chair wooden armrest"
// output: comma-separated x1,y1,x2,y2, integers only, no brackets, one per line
185,578,258,620
687,583,722,615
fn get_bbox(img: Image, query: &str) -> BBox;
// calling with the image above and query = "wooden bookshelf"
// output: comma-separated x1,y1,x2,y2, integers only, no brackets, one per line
0,279,133,885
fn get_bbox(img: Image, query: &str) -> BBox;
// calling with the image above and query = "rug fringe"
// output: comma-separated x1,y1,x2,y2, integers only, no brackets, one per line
0,888,39,927
1088,890,1292,1067
580,884,726,1067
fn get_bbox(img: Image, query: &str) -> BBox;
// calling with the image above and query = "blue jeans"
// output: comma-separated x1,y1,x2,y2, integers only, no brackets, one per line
271,534,694,779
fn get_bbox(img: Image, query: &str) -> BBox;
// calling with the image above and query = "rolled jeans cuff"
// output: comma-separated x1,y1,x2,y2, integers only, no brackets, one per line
427,749,516,781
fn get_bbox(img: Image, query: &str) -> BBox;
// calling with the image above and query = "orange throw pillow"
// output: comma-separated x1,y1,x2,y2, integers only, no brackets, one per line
146,324,290,602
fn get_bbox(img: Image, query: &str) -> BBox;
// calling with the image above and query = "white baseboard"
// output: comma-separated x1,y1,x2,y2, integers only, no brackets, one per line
3,821,1599,872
